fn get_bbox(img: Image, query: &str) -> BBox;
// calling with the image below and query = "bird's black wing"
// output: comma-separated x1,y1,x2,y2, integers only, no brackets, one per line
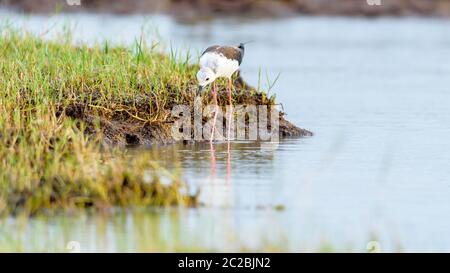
202,45,244,65
202,45,220,55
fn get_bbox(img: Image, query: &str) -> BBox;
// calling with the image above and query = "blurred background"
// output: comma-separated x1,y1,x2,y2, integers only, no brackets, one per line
2,0,450,18
1,0,450,252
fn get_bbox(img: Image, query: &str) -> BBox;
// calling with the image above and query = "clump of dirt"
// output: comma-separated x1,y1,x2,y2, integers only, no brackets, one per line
62,77,312,147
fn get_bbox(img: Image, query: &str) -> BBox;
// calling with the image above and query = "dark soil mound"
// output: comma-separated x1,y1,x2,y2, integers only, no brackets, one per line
63,77,312,147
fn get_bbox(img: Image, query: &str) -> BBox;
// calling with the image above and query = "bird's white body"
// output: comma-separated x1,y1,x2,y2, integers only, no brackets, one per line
199,52,240,79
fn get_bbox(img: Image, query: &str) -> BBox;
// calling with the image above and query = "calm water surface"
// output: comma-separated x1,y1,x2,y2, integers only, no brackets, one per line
1,11,450,252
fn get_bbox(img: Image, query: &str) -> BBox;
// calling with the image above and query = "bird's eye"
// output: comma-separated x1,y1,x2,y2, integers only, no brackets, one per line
205,78,210,81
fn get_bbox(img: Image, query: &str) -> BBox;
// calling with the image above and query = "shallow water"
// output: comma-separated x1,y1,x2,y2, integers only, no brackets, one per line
1,11,450,252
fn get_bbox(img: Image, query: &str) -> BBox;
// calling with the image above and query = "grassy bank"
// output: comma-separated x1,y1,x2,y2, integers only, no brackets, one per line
0,30,308,216
0,31,203,216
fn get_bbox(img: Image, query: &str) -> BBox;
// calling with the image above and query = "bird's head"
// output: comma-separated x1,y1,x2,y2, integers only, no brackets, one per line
196,67,216,95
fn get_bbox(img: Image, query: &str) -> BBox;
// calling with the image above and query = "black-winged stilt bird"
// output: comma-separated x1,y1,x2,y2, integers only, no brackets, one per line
197,43,245,141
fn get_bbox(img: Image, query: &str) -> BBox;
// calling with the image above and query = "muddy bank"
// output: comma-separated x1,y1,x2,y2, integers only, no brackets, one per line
2,0,450,18
63,77,312,147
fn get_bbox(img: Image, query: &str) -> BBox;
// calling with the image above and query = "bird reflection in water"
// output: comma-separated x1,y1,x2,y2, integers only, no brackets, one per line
209,140,232,185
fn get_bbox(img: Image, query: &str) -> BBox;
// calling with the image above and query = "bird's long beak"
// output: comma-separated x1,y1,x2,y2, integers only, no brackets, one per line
197,85,203,96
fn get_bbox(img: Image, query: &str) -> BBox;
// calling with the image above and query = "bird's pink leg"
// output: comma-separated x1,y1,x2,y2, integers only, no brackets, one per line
226,139,231,184
210,140,216,177
227,78,233,140
210,81,218,142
